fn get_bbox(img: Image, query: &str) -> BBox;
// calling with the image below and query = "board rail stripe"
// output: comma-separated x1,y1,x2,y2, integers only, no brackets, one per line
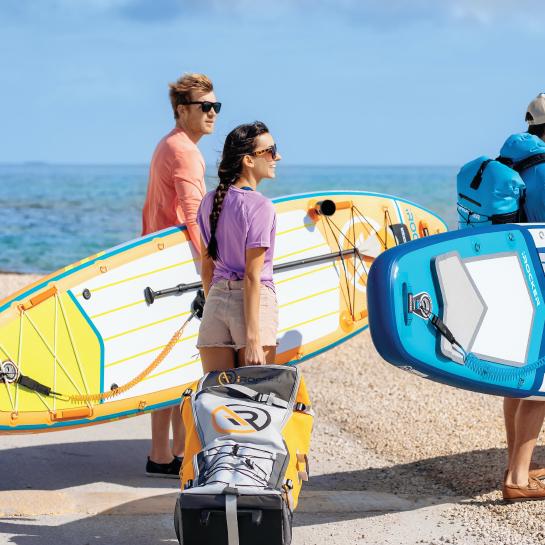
275,242,329,262
77,258,194,296
90,299,145,319
276,221,315,237
279,287,338,309
104,284,337,343
91,261,336,321
278,310,339,334
92,265,337,336
103,311,192,342
103,298,340,371
275,264,333,285
105,332,199,368
144,357,201,382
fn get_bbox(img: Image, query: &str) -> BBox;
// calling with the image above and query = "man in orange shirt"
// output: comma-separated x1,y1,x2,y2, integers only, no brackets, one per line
142,73,220,476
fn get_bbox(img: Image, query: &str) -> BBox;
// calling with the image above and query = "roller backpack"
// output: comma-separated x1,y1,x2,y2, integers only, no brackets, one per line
173,364,313,545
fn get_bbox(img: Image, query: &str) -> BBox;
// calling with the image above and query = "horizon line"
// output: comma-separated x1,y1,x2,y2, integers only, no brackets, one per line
0,161,458,169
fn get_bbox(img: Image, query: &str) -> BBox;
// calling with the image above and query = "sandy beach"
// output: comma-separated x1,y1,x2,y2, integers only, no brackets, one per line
2,272,545,545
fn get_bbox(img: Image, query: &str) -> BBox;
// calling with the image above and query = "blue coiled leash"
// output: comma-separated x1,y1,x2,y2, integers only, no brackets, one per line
429,313,545,384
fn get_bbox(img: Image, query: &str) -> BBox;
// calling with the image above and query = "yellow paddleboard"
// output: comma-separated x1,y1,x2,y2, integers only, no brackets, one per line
0,191,447,432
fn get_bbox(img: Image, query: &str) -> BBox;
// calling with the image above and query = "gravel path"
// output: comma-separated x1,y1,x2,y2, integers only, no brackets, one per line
301,332,545,544
2,273,545,544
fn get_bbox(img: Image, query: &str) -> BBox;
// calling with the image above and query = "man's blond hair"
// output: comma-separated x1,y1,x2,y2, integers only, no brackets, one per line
169,73,213,119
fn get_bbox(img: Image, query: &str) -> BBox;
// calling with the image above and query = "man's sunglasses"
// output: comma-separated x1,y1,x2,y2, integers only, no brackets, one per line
252,143,278,160
183,101,222,113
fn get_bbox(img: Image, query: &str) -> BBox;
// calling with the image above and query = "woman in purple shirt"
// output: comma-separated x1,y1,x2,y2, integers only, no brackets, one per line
197,121,282,370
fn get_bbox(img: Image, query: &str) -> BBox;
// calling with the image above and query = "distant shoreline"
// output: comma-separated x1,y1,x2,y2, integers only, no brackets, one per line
0,270,28,276
0,269,43,276
0,162,458,169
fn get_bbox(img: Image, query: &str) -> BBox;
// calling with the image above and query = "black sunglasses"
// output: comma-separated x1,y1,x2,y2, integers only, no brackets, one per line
183,101,222,114
252,143,278,160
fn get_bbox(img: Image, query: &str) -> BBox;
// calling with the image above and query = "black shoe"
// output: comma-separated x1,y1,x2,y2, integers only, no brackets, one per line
145,456,182,478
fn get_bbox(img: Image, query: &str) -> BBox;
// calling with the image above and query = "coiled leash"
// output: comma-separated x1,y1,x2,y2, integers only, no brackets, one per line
428,312,545,384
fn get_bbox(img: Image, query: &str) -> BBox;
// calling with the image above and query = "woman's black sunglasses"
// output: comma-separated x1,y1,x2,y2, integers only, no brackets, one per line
183,101,222,113
252,143,278,160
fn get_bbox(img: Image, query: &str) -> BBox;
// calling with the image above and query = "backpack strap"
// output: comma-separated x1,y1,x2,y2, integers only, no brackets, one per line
224,487,240,545
469,159,493,190
495,155,514,167
223,384,290,408
513,153,545,174
199,383,290,409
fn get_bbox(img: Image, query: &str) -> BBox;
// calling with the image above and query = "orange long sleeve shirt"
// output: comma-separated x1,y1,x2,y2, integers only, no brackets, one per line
141,127,206,253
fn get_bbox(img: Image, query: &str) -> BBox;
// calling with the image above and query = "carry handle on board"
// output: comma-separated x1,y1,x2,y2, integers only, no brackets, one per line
312,199,352,216
200,509,263,527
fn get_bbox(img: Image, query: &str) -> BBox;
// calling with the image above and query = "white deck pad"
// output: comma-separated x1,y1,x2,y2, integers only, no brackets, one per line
464,254,534,366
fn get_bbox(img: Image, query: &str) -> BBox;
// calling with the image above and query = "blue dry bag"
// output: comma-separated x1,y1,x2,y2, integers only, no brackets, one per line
457,156,525,229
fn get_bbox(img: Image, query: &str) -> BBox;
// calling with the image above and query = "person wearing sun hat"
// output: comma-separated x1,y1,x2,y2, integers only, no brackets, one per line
500,93,545,501
526,93,545,127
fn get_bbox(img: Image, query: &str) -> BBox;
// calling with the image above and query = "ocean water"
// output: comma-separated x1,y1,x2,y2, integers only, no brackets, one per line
0,164,457,274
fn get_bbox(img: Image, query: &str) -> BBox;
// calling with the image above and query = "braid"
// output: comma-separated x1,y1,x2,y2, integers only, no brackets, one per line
206,121,269,260
207,180,232,260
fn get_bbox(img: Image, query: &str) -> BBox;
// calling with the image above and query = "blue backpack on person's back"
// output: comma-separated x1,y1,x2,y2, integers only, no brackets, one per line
457,157,525,228
457,142,545,229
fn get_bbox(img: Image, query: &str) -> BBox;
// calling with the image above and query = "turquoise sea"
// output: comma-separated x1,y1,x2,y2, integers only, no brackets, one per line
0,164,457,274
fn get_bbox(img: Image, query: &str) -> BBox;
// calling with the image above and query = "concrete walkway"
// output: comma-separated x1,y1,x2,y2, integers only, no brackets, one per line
0,415,475,545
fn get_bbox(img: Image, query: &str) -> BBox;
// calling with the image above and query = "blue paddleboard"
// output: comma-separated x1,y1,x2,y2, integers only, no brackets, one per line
367,224,545,399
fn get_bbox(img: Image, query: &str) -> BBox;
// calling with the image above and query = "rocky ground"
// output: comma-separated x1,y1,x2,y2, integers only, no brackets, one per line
301,323,545,544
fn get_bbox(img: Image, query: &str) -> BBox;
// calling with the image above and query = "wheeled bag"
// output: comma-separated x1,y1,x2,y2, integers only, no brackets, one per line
173,364,313,545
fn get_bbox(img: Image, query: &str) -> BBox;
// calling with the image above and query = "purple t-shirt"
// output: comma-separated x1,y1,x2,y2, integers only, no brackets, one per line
197,186,276,290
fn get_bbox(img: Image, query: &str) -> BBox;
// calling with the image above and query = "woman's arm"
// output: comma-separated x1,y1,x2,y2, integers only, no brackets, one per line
200,236,215,297
243,247,267,365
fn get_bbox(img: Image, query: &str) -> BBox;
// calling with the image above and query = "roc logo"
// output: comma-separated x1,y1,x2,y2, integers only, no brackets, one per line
404,209,419,240
217,370,239,385
211,404,271,434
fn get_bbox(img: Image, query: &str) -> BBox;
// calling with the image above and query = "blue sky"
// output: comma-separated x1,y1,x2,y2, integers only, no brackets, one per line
0,0,543,166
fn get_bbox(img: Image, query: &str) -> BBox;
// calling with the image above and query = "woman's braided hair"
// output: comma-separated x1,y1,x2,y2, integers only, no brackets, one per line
207,121,269,260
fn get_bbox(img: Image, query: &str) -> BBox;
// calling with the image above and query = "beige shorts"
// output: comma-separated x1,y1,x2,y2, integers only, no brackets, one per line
196,280,279,350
